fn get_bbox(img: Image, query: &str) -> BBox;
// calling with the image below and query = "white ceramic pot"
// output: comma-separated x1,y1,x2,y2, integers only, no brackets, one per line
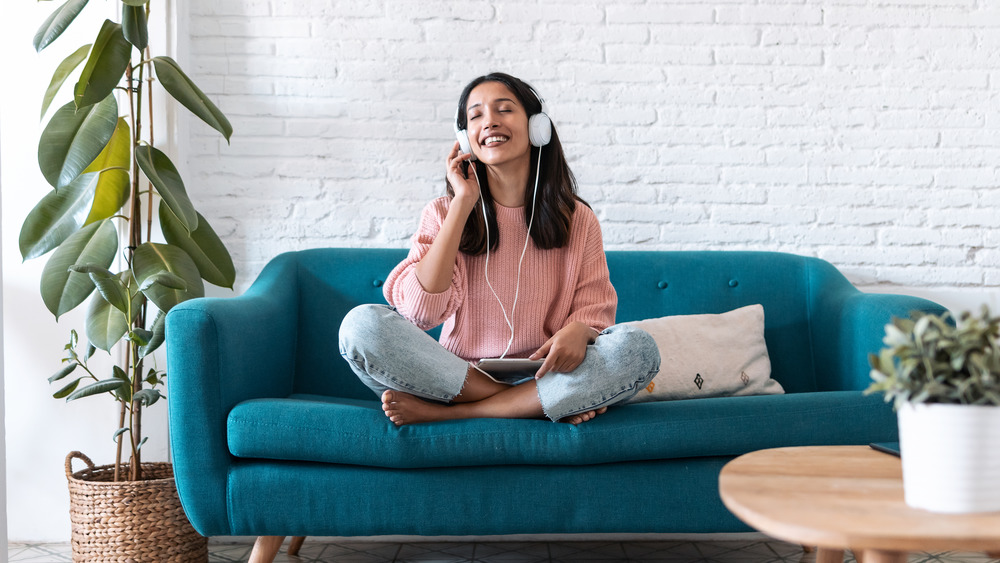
897,402,1000,513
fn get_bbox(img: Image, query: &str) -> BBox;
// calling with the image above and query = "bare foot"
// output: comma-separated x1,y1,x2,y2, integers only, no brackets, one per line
382,390,455,426
562,406,608,425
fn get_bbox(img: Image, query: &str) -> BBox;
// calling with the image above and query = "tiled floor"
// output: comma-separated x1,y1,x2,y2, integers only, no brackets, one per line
8,539,999,562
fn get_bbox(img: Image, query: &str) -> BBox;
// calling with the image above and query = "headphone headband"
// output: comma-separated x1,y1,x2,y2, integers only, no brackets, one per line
526,86,547,117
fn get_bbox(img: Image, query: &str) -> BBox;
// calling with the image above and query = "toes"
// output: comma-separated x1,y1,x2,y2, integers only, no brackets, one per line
381,391,400,421
385,408,404,425
564,407,607,425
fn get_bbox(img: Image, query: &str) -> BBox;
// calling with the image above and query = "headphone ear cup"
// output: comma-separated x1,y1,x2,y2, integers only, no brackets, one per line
455,128,476,160
528,112,552,147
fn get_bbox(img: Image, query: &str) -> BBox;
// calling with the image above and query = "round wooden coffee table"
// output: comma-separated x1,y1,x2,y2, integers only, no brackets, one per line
719,446,1000,563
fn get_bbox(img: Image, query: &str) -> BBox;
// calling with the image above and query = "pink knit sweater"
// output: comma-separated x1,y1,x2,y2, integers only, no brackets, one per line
384,197,618,361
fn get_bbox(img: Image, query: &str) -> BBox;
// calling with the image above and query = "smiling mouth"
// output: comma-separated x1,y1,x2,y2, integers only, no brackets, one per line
482,135,509,147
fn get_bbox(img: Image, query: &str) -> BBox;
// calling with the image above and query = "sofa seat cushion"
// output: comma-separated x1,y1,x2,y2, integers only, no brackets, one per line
226,391,897,469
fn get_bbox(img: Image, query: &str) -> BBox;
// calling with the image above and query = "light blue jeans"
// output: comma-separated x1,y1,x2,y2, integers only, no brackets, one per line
338,304,660,421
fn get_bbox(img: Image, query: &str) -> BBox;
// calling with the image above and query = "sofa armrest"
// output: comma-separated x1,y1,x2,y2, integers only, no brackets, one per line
808,262,948,392
166,252,300,536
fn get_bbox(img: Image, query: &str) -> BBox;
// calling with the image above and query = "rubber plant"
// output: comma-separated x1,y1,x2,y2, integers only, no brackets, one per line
21,0,235,481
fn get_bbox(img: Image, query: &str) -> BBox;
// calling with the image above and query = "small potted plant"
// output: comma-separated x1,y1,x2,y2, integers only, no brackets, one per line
867,307,1000,513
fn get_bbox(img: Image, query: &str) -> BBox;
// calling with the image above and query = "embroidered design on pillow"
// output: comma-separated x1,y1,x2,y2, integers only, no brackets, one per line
694,373,704,390
741,371,750,386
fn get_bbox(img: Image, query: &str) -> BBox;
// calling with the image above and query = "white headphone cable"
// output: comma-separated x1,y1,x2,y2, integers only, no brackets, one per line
475,146,543,359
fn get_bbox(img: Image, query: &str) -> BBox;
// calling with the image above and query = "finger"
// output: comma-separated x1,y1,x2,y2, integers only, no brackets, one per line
529,341,552,361
448,143,470,163
535,355,557,379
448,154,472,176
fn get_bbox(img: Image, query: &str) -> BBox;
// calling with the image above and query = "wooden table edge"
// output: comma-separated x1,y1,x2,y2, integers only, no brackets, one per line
718,446,1000,554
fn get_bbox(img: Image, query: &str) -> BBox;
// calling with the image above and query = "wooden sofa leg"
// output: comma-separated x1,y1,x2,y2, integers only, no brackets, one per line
288,536,306,555
249,536,285,563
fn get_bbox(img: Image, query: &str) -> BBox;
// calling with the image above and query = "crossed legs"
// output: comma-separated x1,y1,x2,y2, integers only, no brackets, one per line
340,305,657,427
381,366,606,426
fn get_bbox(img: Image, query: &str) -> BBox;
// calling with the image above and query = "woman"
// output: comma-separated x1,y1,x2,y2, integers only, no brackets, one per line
339,73,659,426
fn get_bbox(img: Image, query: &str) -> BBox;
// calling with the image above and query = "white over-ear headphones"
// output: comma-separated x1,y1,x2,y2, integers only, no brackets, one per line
454,86,552,160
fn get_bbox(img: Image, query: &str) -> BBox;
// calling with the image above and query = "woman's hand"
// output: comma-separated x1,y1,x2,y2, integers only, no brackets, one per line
413,142,480,294
530,322,599,379
446,141,479,213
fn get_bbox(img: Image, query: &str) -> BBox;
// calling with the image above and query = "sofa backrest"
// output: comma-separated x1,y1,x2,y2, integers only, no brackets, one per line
290,248,855,399
607,250,853,395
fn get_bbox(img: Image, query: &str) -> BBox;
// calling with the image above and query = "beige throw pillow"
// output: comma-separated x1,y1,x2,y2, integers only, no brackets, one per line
626,304,784,403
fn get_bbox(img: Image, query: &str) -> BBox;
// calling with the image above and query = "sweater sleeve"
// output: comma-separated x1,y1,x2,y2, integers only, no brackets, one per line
382,198,467,330
565,207,617,333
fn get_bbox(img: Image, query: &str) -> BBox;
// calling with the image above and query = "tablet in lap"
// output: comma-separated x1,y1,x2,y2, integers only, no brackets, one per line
476,358,544,377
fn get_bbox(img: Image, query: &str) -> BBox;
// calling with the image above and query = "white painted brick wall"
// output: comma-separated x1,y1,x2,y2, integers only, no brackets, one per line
181,0,1000,292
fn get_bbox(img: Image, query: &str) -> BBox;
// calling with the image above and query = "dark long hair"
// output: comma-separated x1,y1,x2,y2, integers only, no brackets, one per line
447,72,583,256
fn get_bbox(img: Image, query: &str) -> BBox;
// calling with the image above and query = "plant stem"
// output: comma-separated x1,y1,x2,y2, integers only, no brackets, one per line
114,402,126,482
116,60,139,481
146,44,155,243
125,47,150,480
129,342,142,481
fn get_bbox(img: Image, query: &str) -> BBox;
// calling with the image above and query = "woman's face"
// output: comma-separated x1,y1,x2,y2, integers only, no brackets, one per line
464,81,532,167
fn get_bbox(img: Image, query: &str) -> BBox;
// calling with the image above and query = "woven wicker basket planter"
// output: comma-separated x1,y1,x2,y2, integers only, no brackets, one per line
65,451,208,563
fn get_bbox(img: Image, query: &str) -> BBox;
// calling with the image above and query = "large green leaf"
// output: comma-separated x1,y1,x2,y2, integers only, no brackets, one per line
74,20,132,109
121,4,148,51
159,203,235,288
38,95,118,188
49,362,79,384
83,117,131,224
20,171,99,260
132,243,204,313
133,389,162,407
152,56,233,142
84,267,130,315
33,0,89,52
53,377,83,399
138,272,186,292
84,270,140,351
135,146,198,231
137,311,165,359
41,43,91,120
39,219,117,319
65,378,125,401
86,291,128,352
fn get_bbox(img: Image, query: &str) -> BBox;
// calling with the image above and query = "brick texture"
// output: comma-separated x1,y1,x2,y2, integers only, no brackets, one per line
181,0,1000,291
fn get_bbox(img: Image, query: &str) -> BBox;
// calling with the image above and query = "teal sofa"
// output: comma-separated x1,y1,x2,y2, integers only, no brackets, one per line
166,249,945,549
